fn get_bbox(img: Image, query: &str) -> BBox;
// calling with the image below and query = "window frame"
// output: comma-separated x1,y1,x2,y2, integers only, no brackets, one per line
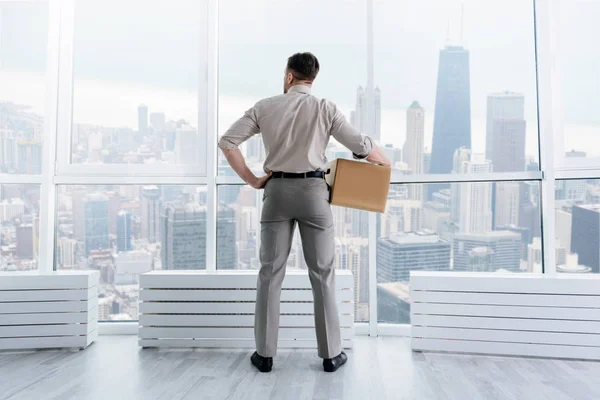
53,0,211,178
5,0,596,334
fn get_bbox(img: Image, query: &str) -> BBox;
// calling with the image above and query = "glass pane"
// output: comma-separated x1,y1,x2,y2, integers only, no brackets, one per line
71,0,206,171
377,181,542,324
0,2,47,175
218,0,539,185
556,179,599,274
55,185,207,321
0,184,41,271
559,0,600,159
217,185,370,322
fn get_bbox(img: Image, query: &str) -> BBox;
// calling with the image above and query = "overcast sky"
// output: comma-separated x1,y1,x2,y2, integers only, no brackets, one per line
1,0,598,127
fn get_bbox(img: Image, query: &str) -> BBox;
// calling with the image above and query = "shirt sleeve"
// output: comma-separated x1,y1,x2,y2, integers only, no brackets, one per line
329,104,374,159
217,105,260,149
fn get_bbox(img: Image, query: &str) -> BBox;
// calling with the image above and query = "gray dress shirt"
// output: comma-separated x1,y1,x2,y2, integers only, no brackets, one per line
218,85,373,173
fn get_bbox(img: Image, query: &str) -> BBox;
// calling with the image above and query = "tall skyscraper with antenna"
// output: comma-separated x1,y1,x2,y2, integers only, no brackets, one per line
428,6,471,198
351,0,381,142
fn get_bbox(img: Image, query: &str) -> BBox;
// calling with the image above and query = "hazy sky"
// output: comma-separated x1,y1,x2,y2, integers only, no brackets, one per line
1,0,598,136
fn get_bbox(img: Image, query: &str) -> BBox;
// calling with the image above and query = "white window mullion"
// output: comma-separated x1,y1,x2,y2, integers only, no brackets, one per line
205,0,219,271
368,211,378,336
37,0,63,273
535,0,559,274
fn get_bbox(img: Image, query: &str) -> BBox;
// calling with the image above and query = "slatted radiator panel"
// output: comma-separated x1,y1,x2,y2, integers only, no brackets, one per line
410,271,600,361
139,270,354,349
0,271,100,350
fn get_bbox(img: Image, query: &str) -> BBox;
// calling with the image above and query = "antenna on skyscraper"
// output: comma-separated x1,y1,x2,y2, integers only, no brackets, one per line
460,2,465,45
445,20,451,46
367,0,374,90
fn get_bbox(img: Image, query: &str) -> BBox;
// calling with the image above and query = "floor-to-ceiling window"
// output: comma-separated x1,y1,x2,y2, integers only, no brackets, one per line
2,0,597,332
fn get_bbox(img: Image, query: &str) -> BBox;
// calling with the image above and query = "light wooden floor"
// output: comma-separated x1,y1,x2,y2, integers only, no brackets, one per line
1,336,599,400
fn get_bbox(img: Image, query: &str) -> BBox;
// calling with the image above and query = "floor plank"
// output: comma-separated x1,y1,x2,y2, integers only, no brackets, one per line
1,336,600,400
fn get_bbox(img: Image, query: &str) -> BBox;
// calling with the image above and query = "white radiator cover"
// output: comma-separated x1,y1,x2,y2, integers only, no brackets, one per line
0,271,99,350
410,271,600,361
138,270,354,349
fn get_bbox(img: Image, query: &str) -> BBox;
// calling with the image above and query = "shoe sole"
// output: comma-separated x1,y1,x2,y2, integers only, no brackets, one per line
251,360,272,373
323,359,347,373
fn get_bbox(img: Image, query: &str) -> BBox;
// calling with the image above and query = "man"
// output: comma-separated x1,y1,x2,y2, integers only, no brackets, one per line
218,52,391,373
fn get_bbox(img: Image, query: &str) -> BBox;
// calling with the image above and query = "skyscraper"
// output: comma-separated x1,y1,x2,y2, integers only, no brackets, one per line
453,231,521,272
17,141,42,174
84,193,110,255
175,123,197,164
141,186,161,243
452,148,493,233
149,112,166,131
403,101,425,201
16,223,34,259
161,204,206,270
352,86,381,142
351,0,381,142
571,204,600,273
138,104,148,138
429,45,471,197
377,231,451,283
486,92,526,173
116,211,132,252
217,206,237,269
161,204,237,270
494,182,520,228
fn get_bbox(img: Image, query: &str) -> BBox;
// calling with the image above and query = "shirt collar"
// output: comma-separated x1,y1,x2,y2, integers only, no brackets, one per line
287,84,312,95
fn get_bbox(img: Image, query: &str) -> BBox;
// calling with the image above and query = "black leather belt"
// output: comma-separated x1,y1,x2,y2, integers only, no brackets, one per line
271,171,325,179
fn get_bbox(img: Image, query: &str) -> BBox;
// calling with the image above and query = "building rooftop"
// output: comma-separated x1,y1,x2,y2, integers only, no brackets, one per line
378,282,411,302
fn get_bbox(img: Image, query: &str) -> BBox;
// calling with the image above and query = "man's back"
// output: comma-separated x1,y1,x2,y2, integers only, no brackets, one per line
218,85,373,173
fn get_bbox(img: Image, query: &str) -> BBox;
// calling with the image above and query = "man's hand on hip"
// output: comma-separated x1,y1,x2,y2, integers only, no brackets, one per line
250,172,273,189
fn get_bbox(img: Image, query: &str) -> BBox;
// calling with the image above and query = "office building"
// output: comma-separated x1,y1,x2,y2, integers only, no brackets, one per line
527,237,567,273
0,198,25,222
429,45,471,197
16,223,34,259
141,186,161,243
403,101,425,200
58,238,78,269
452,149,493,233
381,199,422,237
149,112,166,131
161,204,207,270
556,206,573,252
351,86,381,142
138,104,148,138
497,225,532,261
116,211,132,252
0,129,18,172
161,204,236,270
377,282,411,324
175,123,197,165
556,179,587,202
84,193,110,255
114,250,153,284
453,231,521,272
571,204,600,273
377,231,451,283
217,206,237,269
494,182,520,228
486,92,526,173
336,237,369,320
17,141,42,174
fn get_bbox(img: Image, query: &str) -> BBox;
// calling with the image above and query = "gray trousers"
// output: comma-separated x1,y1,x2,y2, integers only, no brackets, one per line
255,177,342,359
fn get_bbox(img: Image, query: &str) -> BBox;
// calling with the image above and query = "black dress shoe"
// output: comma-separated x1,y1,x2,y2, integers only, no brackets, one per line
323,351,348,373
251,351,273,373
